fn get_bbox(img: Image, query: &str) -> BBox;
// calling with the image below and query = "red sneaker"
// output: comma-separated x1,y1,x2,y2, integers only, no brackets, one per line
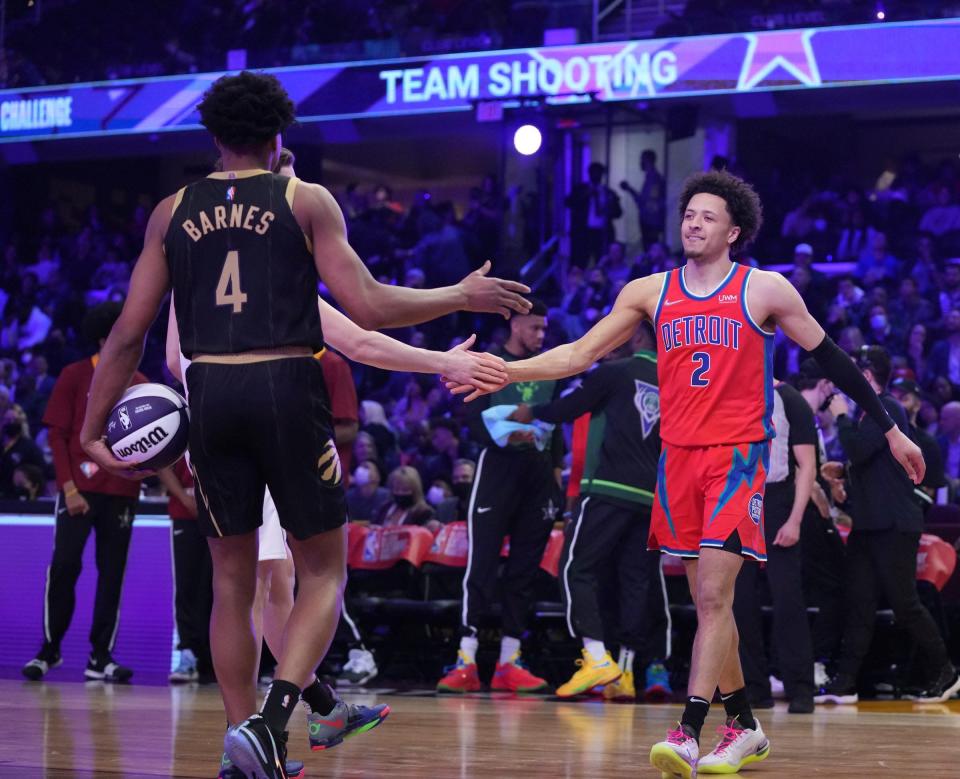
491,654,548,693
436,652,481,693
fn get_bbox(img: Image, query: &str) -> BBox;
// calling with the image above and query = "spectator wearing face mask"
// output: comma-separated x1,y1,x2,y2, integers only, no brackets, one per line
346,460,391,522
864,303,903,355
375,466,439,533
426,479,453,510
436,459,476,524
0,405,45,499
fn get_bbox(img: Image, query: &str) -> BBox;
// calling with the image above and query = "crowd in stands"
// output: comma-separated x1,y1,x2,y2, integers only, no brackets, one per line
4,151,960,511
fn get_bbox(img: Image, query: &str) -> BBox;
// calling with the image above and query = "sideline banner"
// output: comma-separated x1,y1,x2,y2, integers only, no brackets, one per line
2,17,959,143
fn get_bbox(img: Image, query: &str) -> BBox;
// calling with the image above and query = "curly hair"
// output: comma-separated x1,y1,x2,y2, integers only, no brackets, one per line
678,170,763,255
197,71,296,151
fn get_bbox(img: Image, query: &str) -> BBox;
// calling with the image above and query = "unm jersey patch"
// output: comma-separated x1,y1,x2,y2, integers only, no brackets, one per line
634,380,661,440
749,491,764,525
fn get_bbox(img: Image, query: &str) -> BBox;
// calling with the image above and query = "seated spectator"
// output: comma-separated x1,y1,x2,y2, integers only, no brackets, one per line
12,462,45,500
910,233,940,297
856,232,899,286
904,323,931,386
426,479,453,509
928,309,960,388
375,466,439,533
918,186,960,237
938,260,960,316
436,458,476,524
1,298,52,351
889,277,936,329
360,400,397,462
837,326,865,355
834,275,866,326
937,401,960,498
598,241,633,285
346,460,391,522
419,417,467,486
835,207,872,263
0,405,44,499
864,303,904,355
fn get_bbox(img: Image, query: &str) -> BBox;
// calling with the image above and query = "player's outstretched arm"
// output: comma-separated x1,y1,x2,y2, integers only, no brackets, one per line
318,298,506,389
80,196,176,477
755,270,925,483
450,276,658,402
296,183,531,329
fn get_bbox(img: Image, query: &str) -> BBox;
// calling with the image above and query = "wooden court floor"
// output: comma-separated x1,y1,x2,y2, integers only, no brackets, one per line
4,679,960,778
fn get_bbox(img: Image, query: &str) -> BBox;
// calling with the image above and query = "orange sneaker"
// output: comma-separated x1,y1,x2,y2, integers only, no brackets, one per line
490,653,548,693
436,651,481,693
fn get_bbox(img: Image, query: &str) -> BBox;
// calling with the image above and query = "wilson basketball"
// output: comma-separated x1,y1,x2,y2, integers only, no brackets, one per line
105,383,190,470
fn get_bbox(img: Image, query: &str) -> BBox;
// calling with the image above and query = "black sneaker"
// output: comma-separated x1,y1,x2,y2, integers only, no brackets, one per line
788,695,815,714
22,649,62,681
913,665,960,703
814,674,858,705
224,714,289,779
84,655,133,682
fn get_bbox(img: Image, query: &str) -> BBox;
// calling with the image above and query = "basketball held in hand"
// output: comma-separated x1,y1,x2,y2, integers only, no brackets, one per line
105,383,190,470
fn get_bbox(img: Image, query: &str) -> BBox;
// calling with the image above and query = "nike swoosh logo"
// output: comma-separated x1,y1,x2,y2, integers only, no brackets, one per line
476,506,493,514
173,529,184,536
663,299,682,306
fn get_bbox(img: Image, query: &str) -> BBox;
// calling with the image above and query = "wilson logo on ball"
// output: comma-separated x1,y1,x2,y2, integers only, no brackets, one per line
114,426,169,458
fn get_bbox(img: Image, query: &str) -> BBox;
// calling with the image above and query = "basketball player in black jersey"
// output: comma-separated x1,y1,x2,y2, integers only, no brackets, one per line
79,71,530,779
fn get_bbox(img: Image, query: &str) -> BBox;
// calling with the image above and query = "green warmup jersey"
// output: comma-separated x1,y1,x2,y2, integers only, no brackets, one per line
164,170,325,358
533,351,661,507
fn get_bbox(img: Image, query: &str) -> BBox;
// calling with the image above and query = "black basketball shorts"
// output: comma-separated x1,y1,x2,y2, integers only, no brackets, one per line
185,356,347,540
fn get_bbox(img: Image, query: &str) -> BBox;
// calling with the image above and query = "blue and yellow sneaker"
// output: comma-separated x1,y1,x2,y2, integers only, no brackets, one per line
644,661,673,700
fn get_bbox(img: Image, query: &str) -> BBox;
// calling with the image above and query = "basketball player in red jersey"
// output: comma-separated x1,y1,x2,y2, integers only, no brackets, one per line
451,169,924,778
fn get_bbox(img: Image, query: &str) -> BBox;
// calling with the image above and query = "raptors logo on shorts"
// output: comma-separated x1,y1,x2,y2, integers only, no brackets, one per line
318,439,343,487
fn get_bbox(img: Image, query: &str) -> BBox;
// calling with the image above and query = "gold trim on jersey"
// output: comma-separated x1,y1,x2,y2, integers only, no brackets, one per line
284,176,314,253
171,187,186,217
207,169,271,180
192,346,313,365
190,464,223,537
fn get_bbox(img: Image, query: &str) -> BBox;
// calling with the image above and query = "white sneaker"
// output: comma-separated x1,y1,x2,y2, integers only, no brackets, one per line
698,717,770,774
814,661,830,689
336,648,378,687
649,724,699,779
769,674,785,699
169,649,198,683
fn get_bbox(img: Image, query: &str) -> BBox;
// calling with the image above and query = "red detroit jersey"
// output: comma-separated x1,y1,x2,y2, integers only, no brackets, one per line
654,262,775,447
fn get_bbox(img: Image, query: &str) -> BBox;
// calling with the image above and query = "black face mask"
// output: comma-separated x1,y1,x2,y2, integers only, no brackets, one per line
393,493,415,508
2,423,21,438
452,482,473,502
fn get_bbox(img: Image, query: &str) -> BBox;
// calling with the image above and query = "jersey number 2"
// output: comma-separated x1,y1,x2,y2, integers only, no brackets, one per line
216,250,248,313
691,352,711,387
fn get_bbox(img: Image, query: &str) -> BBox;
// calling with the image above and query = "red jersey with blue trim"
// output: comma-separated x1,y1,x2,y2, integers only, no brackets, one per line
654,262,775,447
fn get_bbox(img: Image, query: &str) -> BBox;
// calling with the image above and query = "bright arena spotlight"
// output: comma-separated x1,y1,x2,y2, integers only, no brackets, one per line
513,124,542,155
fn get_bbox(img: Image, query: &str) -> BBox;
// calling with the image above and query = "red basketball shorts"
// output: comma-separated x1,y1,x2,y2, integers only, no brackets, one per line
650,441,769,561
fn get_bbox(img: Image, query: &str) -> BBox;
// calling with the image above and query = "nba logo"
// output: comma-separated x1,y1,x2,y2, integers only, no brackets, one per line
118,406,132,431
226,186,236,201
748,492,763,525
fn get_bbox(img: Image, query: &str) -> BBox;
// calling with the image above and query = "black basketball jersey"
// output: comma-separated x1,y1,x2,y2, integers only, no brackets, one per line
164,170,324,358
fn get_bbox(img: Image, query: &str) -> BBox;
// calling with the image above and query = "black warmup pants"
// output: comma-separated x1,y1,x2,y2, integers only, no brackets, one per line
800,503,846,663
837,528,950,681
171,519,213,667
42,491,136,659
461,447,559,638
734,482,814,701
561,497,669,663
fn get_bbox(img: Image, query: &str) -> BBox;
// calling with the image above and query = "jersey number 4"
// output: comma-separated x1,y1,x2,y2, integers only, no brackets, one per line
691,352,711,387
216,250,248,314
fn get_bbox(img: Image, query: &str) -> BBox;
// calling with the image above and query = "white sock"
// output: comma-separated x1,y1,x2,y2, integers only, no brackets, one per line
583,638,607,662
459,635,479,665
499,636,521,665
619,647,635,673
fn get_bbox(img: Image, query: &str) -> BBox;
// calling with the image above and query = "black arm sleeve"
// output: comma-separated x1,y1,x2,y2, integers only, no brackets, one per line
810,335,894,433
530,365,614,424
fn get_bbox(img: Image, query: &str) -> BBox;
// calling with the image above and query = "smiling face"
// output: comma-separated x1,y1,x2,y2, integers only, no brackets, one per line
681,193,740,262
